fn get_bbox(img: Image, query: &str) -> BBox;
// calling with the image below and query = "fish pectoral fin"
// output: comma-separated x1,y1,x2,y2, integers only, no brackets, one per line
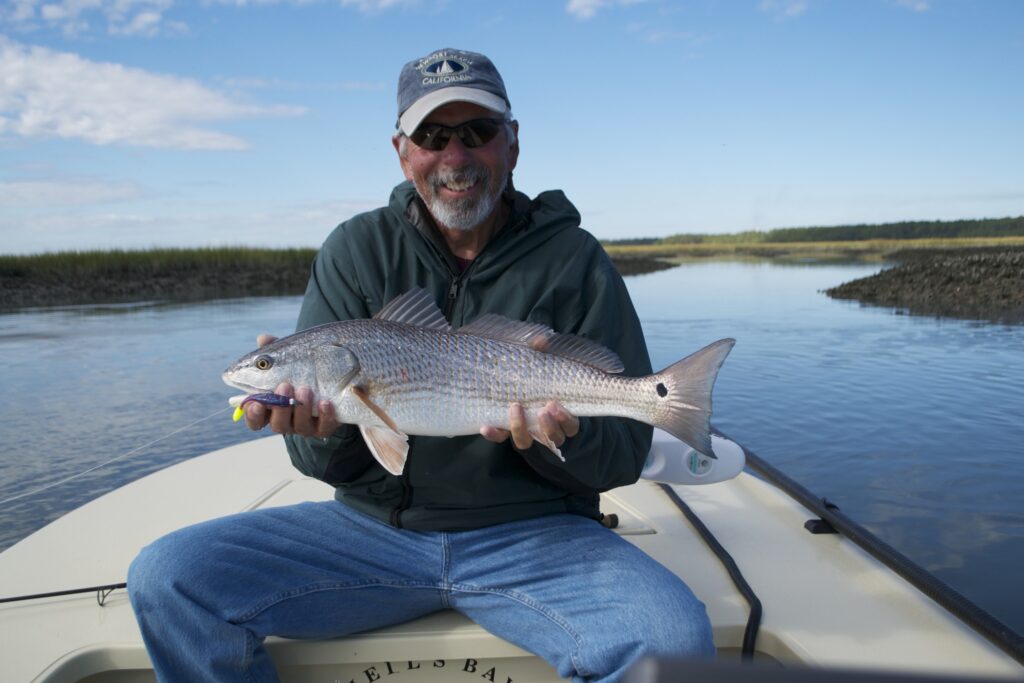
530,430,565,462
351,385,400,432
348,385,408,475
360,425,409,476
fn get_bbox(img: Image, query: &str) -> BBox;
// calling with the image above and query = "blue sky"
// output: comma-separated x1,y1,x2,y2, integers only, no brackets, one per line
1,0,1022,254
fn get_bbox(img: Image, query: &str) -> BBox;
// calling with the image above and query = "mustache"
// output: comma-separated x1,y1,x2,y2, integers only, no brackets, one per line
428,165,490,191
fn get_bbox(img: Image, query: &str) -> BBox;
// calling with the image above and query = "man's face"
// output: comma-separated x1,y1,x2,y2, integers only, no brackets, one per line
394,101,519,232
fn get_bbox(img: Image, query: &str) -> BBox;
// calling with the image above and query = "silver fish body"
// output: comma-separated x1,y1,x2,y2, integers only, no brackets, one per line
224,289,734,476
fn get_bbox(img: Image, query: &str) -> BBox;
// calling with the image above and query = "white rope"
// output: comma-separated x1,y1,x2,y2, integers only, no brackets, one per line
0,406,233,507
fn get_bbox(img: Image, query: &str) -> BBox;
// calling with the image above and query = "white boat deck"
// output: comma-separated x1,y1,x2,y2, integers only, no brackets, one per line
0,437,1020,682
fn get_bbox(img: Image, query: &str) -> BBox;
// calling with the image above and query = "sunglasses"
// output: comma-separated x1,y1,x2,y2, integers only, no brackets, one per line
408,118,506,151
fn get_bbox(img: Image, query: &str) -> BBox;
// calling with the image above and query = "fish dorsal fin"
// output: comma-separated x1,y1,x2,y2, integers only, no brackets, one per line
459,314,625,374
374,288,452,331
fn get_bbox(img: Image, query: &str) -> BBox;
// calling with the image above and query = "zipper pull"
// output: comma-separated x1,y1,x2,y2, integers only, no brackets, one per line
444,279,460,321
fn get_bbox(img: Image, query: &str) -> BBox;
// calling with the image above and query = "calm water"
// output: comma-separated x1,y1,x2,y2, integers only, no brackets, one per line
1,261,1022,634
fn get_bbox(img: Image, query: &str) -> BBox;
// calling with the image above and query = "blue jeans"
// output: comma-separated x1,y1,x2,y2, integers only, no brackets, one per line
128,501,713,682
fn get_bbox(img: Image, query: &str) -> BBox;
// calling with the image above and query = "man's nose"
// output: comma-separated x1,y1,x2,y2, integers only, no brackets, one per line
440,133,473,162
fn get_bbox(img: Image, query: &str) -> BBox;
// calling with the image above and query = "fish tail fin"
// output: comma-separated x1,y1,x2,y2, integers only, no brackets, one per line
649,338,735,458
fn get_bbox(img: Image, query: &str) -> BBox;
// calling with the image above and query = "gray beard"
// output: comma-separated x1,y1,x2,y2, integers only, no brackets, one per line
423,165,503,232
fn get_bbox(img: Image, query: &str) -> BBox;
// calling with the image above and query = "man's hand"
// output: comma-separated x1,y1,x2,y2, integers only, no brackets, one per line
243,334,340,438
480,401,580,451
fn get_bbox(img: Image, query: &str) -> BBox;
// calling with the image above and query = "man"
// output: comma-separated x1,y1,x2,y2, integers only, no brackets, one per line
128,48,714,682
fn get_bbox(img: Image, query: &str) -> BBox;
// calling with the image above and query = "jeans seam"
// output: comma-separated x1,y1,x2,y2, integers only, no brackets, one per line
450,583,590,678
242,629,257,683
440,532,452,608
231,580,440,624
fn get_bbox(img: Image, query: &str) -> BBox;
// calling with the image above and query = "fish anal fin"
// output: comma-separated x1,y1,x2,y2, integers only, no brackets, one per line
529,430,565,462
359,425,409,476
459,314,624,374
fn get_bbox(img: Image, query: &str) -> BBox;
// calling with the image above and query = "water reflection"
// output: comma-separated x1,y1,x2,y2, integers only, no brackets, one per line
1,265,1023,634
627,261,1024,632
0,296,304,549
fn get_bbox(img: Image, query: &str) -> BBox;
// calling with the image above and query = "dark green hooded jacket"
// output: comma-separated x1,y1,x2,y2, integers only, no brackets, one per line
284,181,653,530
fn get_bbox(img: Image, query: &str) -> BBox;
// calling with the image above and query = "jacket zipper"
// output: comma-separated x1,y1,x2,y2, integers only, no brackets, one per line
443,277,460,320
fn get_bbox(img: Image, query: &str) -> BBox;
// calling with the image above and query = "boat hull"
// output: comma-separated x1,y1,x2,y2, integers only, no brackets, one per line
0,437,1019,682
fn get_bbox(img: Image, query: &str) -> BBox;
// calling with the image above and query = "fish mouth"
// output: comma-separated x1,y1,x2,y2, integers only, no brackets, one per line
222,374,265,395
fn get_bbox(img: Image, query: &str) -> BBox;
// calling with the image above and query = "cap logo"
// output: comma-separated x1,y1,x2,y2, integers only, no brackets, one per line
418,53,472,86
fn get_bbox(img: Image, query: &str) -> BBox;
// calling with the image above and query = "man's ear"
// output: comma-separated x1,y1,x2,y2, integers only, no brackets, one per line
507,120,520,173
392,135,414,181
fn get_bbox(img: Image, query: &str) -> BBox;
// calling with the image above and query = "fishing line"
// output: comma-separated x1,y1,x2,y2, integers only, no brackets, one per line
0,405,233,508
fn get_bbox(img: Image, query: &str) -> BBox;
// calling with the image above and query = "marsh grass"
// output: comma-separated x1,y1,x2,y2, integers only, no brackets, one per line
0,247,317,310
4,237,1024,310
0,247,317,280
603,236,1024,264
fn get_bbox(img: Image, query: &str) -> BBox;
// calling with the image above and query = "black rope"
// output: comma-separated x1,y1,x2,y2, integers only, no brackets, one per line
734,435,1024,667
0,582,126,606
658,483,762,659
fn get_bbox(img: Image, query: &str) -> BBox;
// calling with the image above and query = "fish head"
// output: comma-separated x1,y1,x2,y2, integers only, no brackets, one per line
222,332,359,398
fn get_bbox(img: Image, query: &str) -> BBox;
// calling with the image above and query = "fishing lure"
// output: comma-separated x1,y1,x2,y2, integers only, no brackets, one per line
231,393,301,422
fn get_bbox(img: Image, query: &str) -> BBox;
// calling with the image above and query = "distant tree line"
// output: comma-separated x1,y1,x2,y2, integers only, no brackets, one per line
601,216,1024,245
762,216,1024,242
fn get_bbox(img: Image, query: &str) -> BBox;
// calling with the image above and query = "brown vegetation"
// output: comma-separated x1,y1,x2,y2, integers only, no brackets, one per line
825,247,1024,324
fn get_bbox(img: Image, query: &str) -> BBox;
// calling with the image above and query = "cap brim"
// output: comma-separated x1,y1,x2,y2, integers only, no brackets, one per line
399,87,508,135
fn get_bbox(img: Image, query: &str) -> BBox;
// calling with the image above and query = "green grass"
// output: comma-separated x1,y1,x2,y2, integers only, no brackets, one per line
602,236,1024,263
605,215,1024,245
5,236,1024,281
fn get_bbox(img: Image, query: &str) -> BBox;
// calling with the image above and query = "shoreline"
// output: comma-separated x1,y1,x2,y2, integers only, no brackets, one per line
3,243,1023,324
824,246,1024,324
0,250,676,311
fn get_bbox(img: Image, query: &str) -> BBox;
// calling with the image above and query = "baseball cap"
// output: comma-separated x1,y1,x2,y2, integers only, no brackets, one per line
397,48,511,135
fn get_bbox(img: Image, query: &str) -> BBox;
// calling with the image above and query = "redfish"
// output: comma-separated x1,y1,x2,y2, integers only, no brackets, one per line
224,288,734,476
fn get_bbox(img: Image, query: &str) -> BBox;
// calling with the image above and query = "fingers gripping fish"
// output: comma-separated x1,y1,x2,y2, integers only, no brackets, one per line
223,288,735,477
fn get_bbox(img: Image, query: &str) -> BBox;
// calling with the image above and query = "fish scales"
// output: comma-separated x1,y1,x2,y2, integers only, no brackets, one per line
341,320,642,435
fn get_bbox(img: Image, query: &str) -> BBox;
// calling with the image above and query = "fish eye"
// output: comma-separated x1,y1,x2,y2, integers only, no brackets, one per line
254,355,274,371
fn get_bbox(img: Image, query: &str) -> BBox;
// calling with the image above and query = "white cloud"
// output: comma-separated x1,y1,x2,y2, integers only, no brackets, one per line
339,0,418,10
895,0,930,12
0,178,141,206
566,0,611,20
758,0,809,20
0,199,380,253
0,38,306,150
3,0,183,36
210,0,418,10
3,0,419,34
566,0,651,20
7,0,38,23
626,22,708,45
216,75,386,92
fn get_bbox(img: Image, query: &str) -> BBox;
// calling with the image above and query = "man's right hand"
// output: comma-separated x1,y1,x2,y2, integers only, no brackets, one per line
243,334,340,438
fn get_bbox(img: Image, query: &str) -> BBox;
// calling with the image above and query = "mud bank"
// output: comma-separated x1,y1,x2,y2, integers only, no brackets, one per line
0,264,311,311
825,247,1024,324
0,256,672,311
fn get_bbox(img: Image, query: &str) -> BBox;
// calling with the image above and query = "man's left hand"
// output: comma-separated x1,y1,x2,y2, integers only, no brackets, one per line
481,401,580,451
